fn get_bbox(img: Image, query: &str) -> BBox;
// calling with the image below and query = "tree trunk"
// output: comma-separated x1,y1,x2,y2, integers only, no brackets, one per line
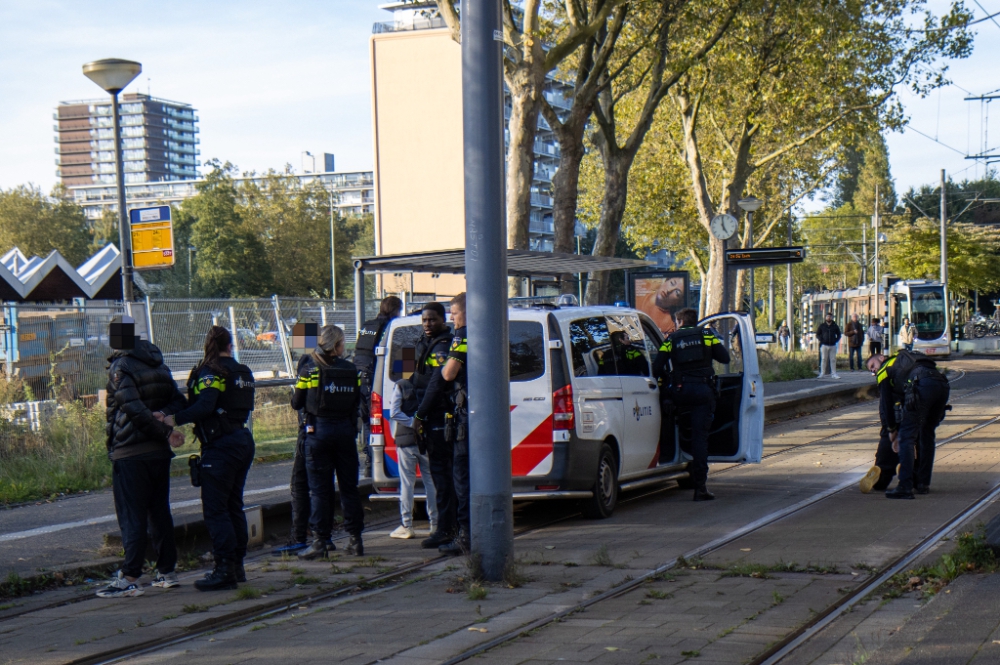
505,68,543,251
584,158,629,304
551,114,588,294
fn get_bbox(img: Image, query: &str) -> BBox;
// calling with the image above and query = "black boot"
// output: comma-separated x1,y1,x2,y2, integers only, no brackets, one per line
195,559,237,591
345,534,364,556
422,529,454,549
297,539,330,560
693,486,715,502
439,529,470,556
235,558,246,583
871,468,894,492
885,485,915,500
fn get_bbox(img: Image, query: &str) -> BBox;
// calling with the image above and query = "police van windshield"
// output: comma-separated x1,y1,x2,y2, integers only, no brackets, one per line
909,286,946,340
388,321,545,383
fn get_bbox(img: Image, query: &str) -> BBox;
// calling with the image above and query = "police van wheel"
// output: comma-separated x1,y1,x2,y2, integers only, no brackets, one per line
582,444,618,519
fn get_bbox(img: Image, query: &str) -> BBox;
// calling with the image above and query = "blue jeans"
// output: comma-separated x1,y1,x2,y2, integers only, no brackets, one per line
200,429,255,562
305,417,363,539
848,345,863,370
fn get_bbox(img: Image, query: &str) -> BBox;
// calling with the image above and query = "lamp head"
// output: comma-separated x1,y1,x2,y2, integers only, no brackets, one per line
737,196,763,213
82,59,142,94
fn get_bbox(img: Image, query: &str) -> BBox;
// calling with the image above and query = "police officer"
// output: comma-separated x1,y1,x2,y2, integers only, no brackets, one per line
866,350,950,499
158,326,256,591
438,293,469,555
292,325,365,558
652,308,730,501
412,302,456,549
355,296,403,476
274,353,315,554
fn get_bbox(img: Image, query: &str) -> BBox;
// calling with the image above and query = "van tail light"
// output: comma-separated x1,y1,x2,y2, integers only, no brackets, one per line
553,384,574,431
370,391,383,435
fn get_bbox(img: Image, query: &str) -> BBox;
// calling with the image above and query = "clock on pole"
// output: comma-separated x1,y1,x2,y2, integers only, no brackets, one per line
710,213,738,240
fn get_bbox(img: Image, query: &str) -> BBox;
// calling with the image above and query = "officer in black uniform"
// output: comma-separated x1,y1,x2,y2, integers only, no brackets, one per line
274,353,315,554
354,296,403,476
652,308,730,501
438,293,469,555
292,325,365,558
412,302,456,549
866,350,950,499
159,326,256,591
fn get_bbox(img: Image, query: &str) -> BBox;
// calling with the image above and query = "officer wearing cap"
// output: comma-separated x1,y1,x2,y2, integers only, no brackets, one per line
652,308,730,501
865,350,950,499
158,326,256,591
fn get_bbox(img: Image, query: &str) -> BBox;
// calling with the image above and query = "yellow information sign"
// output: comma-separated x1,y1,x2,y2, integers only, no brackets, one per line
129,206,175,270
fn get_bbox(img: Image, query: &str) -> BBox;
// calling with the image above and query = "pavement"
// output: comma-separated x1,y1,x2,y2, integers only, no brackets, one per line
1,358,998,665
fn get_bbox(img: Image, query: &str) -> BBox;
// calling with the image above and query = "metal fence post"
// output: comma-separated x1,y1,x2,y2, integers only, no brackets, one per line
145,296,155,345
354,262,365,341
272,295,293,377
228,306,241,363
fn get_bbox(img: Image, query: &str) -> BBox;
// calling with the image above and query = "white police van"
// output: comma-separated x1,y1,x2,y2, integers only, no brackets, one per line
368,306,762,517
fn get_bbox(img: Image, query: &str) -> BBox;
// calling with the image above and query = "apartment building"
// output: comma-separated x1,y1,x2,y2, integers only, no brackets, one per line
54,93,200,187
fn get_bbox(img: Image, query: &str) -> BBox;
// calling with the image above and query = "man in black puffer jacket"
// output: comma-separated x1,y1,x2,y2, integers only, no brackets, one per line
98,329,187,599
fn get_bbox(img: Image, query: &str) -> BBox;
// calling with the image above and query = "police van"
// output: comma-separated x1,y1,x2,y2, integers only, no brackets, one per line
368,306,762,517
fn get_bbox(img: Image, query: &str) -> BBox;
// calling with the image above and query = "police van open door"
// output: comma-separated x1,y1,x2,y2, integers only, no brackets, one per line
694,312,763,464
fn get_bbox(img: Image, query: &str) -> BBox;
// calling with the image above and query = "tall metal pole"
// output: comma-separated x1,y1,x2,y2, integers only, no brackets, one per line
747,211,754,317
768,266,775,330
462,0,512,581
112,92,134,301
940,169,948,285
862,222,868,285
329,190,337,300
874,184,880,319
721,237,729,313
786,211,794,353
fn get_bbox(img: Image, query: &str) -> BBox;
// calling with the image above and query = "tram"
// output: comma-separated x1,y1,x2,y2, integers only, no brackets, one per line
801,279,950,357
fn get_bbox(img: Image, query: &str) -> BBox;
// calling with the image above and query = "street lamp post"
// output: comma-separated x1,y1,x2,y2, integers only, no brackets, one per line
737,197,763,318
83,58,142,302
328,189,337,300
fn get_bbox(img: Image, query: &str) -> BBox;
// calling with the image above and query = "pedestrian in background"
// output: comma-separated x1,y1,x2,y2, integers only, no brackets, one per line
99,316,186,598
845,314,864,371
388,378,438,539
292,325,365,559
777,320,790,352
899,317,915,352
816,312,842,379
158,326,257,591
354,296,403,477
867,318,884,356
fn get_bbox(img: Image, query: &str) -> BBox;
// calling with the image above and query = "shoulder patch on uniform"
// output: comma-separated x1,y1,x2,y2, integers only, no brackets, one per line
435,351,449,364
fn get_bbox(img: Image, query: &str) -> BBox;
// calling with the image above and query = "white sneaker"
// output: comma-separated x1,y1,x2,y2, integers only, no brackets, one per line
152,571,180,588
831,374,841,379
96,570,144,598
390,525,414,539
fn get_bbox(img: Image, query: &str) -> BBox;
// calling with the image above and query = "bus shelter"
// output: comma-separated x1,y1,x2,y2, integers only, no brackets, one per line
352,249,653,330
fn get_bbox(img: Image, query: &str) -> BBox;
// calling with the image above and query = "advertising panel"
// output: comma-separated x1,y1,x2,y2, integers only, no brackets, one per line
630,271,689,335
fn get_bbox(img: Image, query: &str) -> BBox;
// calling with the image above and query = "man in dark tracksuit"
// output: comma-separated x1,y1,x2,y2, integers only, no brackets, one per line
652,308,730,501
413,302,455,549
100,337,186,598
866,351,950,499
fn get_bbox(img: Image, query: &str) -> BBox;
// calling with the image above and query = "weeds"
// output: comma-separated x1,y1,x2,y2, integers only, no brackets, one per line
757,351,819,383
182,604,208,614
467,584,488,601
590,545,614,567
234,586,262,601
881,529,998,599
645,589,673,600
772,590,785,606
503,559,530,588
291,575,322,586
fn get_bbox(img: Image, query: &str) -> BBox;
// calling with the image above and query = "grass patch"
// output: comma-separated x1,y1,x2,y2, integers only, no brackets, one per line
291,575,322,586
645,589,673,600
467,583,488,601
681,650,700,657
234,586,262,600
182,604,208,614
590,545,615,567
881,529,998,599
758,351,819,383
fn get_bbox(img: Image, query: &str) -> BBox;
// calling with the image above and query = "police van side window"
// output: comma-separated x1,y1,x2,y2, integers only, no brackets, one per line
569,317,614,377
606,314,650,376
509,321,545,382
388,325,424,382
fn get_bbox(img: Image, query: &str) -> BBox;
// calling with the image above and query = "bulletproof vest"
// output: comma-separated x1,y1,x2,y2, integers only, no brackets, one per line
669,326,714,376
886,350,937,395
354,316,388,375
217,360,255,424
411,330,452,392
306,357,359,418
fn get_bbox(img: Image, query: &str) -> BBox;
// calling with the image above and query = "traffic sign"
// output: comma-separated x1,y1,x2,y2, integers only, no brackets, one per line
129,206,175,271
725,246,805,267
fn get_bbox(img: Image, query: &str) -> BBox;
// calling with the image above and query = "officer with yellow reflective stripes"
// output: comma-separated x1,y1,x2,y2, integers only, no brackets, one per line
412,302,457,549
291,325,365,558
652,308,730,501
865,351,950,499
438,293,469,555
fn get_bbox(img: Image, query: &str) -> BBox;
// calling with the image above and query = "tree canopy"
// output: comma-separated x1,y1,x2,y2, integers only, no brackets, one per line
0,185,94,267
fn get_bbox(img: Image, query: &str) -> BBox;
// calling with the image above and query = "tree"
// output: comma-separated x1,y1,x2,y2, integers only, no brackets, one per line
182,162,272,297
0,185,93,266
884,220,1000,294
851,134,897,214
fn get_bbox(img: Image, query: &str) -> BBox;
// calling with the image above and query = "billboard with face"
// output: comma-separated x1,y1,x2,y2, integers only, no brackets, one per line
630,271,689,335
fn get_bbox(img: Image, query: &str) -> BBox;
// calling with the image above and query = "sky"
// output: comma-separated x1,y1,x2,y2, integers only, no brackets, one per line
0,0,998,201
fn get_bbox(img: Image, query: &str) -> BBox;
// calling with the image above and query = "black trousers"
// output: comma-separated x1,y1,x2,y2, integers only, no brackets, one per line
289,427,311,543
112,457,177,579
874,426,899,485
427,426,457,535
201,429,255,562
673,382,716,487
896,378,950,491
454,414,470,535
305,417,364,539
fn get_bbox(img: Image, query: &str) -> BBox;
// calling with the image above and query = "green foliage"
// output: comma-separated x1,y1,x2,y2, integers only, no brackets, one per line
884,220,1000,293
0,185,94,266
883,529,998,598
758,352,818,383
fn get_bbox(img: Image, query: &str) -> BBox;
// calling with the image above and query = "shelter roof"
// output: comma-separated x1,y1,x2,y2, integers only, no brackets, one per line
353,249,653,278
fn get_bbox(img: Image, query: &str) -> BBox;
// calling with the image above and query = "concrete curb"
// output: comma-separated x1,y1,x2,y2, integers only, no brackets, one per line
764,383,878,422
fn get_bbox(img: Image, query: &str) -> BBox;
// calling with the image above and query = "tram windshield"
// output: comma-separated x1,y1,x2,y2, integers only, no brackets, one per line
910,286,946,340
